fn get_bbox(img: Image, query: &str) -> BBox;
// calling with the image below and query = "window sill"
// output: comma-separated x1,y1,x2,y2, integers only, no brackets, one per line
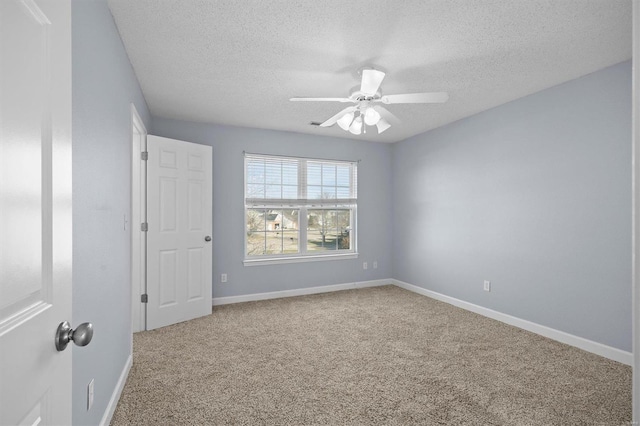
243,252,358,266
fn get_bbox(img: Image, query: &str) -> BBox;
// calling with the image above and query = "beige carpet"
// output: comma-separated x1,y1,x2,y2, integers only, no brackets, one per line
111,285,631,425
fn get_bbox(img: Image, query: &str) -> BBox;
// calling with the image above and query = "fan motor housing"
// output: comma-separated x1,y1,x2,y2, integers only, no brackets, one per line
349,87,381,102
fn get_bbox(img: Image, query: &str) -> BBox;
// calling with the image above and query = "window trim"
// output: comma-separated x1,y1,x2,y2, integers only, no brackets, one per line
244,153,358,264
243,252,359,266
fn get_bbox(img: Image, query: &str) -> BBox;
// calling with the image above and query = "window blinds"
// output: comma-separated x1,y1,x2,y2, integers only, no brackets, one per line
244,153,358,207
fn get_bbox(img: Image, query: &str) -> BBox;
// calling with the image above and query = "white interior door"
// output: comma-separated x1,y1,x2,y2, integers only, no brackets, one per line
0,0,72,424
146,135,212,330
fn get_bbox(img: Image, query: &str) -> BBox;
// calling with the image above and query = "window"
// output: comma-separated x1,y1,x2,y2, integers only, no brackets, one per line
244,153,357,264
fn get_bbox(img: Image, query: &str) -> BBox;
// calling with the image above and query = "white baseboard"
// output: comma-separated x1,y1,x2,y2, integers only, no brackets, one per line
392,279,632,366
212,279,391,306
100,354,132,426
211,277,631,365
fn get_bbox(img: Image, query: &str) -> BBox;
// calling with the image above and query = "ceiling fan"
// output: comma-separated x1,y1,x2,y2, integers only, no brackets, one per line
290,68,449,135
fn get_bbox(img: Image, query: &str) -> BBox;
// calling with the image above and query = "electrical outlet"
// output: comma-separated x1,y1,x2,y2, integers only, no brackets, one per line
373,261,378,269
483,280,491,292
87,379,94,411
221,273,228,283
363,262,368,270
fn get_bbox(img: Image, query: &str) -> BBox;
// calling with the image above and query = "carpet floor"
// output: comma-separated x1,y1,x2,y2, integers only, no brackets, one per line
111,285,631,425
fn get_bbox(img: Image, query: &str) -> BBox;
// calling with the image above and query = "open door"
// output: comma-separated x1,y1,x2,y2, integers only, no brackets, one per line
145,135,212,330
0,0,73,424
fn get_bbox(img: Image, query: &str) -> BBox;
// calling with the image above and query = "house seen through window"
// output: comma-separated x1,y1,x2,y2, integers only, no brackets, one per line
244,153,357,262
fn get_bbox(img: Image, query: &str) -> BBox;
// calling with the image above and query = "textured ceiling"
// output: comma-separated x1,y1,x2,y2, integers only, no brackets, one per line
107,0,632,143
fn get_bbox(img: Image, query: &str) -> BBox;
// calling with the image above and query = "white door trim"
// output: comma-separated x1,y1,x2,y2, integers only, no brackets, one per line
130,104,147,333
632,0,639,420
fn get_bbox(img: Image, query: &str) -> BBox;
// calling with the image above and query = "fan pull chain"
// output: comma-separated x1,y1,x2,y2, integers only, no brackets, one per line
362,110,366,134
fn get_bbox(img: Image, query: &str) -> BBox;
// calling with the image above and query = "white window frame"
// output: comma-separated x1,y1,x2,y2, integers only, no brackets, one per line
243,153,358,266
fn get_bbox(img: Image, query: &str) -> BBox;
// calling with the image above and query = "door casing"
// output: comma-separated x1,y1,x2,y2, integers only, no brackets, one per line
130,104,147,333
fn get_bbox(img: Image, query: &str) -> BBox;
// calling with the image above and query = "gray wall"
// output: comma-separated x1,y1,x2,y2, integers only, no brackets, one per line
151,119,393,298
72,1,150,424
392,61,632,351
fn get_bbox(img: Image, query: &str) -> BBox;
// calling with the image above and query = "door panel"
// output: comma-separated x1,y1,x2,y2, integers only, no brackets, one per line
187,248,204,300
18,395,48,426
188,181,203,230
1,0,47,325
0,0,72,424
159,250,178,306
147,135,212,330
159,178,177,231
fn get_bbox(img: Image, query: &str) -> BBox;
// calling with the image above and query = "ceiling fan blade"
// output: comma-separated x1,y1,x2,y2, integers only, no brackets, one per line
373,105,400,126
319,106,358,127
290,97,354,103
360,69,386,96
379,92,449,104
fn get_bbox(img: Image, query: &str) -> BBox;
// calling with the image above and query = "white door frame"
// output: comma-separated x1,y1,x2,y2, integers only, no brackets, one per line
131,104,147,333
632,0,639,420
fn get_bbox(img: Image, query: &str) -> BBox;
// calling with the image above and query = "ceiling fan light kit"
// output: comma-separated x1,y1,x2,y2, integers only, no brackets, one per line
376,118,391,134
349,116,363,135
337,111,355,131
364,107,381,126
290,68,448,136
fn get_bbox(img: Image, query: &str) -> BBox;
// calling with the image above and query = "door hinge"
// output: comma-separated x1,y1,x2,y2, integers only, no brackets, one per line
141,222,148,232
141,151,148,161
141,294,148,303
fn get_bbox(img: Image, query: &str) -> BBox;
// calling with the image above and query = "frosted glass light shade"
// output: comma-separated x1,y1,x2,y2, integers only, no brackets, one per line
364,107,381,126
349,116,363,135
337,112,355,131
376,118,391,134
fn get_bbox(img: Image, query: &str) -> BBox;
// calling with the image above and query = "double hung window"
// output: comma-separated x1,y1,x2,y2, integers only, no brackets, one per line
244,153,357,264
